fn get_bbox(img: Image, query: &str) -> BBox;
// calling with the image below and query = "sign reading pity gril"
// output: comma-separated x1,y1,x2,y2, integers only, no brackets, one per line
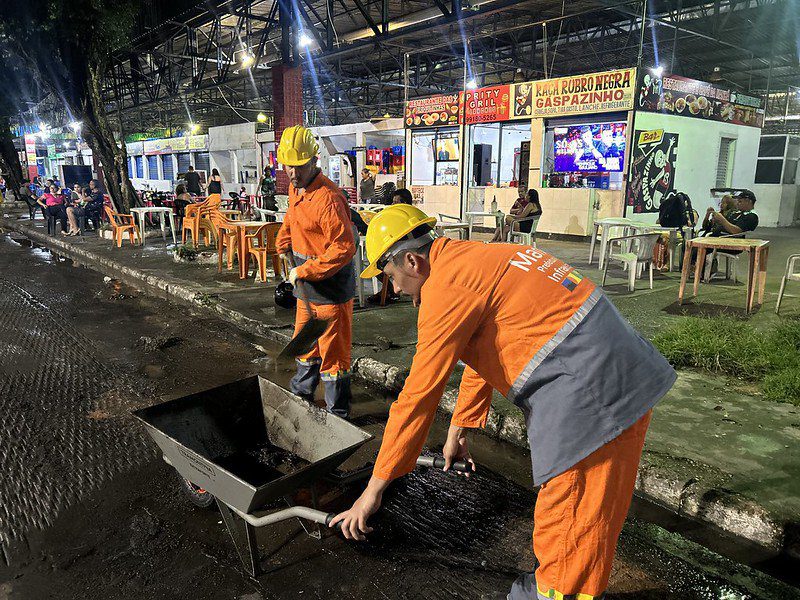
516,68,637,118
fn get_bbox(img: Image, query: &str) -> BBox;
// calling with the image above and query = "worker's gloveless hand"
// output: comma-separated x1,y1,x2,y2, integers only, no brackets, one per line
443,425,475,478
329,487,382,541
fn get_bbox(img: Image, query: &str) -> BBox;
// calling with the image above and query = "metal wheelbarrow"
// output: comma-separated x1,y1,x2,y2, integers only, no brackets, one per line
134,375,473,577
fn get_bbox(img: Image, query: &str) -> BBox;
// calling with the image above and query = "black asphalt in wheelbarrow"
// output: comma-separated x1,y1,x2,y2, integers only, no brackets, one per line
133,375,474,577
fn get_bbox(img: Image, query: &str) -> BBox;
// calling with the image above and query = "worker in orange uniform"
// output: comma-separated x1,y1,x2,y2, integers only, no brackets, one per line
331,205,677,599
275,125,357,418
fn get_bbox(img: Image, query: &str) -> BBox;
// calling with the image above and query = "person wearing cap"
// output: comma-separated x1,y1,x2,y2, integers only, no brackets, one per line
330,204,676,600
275,125,357,418
708,189,758,236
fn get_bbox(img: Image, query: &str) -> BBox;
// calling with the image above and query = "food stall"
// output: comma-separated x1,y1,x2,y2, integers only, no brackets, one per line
403,68,637,236
629,72,764,223
127,134,210,191
312,118,406,202
404,94,463,217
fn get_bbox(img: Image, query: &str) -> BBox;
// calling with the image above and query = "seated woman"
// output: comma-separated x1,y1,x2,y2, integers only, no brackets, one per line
65,187,91,235
36,184,68,233
491,188,542,242
173,184,193,218
700,194,735,236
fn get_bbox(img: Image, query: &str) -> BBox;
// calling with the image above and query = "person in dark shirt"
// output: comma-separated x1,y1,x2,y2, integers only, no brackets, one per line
185,165,202,195
708,190,758,236
391,188,413,205
350,208,368,236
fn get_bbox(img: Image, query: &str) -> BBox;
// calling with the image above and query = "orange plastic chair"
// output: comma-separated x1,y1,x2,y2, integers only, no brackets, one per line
104,205,140,247
182,194,221,247
246,222,283,283
207,209,240,272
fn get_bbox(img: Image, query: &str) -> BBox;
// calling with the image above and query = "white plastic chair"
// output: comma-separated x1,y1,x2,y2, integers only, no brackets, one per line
776,254,800,314
507,216,540,247
355,237,381,307
437,213,470,240
703,232,745,283
602,233,661,292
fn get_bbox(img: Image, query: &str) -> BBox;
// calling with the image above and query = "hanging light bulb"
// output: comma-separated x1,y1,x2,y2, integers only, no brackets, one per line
257,112,268,123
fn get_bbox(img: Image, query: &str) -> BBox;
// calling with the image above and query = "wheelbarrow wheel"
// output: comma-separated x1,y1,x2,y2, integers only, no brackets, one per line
176,472,216,510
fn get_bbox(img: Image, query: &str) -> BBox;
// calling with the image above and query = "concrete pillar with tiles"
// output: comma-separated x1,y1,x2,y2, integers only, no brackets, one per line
272,64,303,195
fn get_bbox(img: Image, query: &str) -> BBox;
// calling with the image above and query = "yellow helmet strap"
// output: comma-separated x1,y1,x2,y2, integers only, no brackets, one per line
377,229,438,271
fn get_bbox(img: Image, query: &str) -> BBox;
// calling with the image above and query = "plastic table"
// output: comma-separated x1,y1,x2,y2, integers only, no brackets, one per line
130,206,177,247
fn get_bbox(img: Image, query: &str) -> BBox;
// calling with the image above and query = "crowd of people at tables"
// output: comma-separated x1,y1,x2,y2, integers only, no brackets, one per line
16,176,106,235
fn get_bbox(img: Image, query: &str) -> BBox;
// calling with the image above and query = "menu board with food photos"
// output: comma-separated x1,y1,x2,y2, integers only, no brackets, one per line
404,93,462,128
638,73,764,128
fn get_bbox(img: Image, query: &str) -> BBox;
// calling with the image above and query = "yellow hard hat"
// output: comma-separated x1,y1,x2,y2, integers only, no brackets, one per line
361,204,437,279
277,125,319,166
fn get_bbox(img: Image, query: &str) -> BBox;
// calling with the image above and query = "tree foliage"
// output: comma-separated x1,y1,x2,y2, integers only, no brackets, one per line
0,0,140,210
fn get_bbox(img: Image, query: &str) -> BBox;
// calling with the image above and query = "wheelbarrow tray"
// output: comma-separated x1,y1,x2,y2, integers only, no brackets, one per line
133,376,373,514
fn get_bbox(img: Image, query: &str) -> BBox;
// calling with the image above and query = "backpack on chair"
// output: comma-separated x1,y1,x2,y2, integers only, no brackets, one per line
658,191,695,228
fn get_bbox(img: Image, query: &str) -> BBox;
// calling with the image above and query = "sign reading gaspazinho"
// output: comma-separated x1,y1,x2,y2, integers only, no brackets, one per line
513,68,637,118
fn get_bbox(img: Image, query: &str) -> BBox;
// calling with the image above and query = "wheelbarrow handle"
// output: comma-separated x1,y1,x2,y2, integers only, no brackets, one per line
415,455,475,474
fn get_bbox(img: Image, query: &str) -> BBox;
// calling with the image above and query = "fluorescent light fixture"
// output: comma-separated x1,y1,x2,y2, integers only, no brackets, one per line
240,52,255,68
650,65,664,77
466,79,478,90
299,33,314,48
188,123,200,134
256,112,268,123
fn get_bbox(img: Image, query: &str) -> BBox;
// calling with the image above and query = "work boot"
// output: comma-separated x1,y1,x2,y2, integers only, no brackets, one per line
290,358,321,401
507,571,536,600
322,373,352,419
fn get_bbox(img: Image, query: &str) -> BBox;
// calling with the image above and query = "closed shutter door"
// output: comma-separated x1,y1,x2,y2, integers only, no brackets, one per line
177,153,191,174
716,138,736,188
195,152,210,173
135,156,144,178
162,155,174,180
147,155,159,179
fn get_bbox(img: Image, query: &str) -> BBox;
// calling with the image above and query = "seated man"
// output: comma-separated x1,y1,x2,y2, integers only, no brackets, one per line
391,188,413,205
702,190,758,279
707,189,758,236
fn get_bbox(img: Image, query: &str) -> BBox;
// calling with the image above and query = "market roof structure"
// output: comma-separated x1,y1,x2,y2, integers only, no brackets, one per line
22,0,800,132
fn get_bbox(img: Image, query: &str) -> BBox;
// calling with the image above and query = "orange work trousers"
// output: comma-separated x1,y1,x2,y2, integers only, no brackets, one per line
532,411,651,599
294,299,353,377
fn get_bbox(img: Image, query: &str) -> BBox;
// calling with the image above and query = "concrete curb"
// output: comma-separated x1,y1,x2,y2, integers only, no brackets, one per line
0,214,789,553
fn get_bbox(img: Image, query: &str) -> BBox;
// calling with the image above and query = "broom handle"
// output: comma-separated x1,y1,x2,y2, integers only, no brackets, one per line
284,253,316,318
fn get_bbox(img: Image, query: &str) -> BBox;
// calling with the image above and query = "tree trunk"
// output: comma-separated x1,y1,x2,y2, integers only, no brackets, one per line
0,116,24,200
82,62,137,213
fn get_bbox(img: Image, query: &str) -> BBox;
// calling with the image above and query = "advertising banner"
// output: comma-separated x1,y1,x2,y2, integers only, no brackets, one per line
404,68,636,127
638,73,764,128
404,93,461,128
24,134,37,164
144,135,208,154
464,85,511,124
626,129,679,214
517,68,636,119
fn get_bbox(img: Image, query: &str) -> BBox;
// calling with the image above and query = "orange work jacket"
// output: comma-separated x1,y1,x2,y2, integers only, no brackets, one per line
373,237,675,485
276,172,356,304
